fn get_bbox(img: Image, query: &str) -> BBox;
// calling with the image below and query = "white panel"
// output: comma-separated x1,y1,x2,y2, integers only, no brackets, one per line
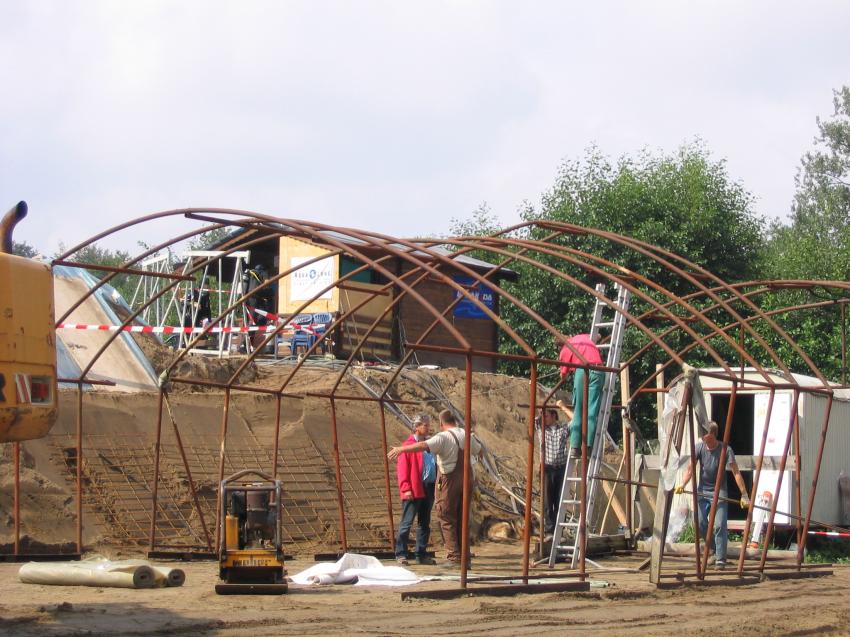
290,256,334,301
754,469,790,524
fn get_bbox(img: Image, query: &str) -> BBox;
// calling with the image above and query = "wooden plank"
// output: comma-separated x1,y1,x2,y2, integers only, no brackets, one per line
649,382,691,584
400,580,590,600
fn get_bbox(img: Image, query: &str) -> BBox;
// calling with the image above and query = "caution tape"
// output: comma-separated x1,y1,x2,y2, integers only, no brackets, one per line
58,323,281,334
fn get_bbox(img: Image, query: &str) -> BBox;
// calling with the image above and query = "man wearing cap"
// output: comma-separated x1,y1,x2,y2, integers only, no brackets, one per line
559,334,605,458
393,415,437,565
675,421,750,569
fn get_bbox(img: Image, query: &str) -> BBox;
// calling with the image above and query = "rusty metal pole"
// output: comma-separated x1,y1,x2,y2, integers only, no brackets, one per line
793,405,803,548
578,366,589,579
149,388,166,551
76,382,83,554
842,302,847,386
759,390,800,573
272,395,282,479
215,388,231,553
737,388,775,576
619,366,632,542
165,394,213,551
797,394,834,568
538,404,546,558
686,403,702,579
378,401,396,552
702,381,737,574
522,362,537,582
460,354,474,588
13,442,20,556
329,397,348,551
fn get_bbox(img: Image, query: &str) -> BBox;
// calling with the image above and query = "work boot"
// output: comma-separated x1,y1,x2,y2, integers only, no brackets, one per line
396,556,409,566
416,555,436,565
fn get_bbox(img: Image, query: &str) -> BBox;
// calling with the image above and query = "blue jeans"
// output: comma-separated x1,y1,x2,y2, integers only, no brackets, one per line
697,495,728,562
395,482,435,559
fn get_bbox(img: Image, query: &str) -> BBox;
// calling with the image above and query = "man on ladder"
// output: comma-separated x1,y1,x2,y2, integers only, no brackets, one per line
557,334,605,459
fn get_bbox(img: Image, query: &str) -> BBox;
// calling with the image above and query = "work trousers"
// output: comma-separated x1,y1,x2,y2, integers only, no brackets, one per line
394,482,435,559
544,464,566,533
697,496,729,562
569,369,606,450
434,460,465,561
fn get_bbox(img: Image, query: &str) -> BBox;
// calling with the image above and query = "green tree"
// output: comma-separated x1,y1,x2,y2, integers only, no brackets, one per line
12,240,38,258
452,143,766,437
763,86,850,382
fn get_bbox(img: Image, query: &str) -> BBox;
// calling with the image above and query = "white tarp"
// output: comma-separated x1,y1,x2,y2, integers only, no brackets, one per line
19,557,185,589
290,553,419,587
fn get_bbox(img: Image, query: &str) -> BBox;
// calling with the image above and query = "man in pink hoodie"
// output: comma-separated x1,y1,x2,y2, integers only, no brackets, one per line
394,415,438,565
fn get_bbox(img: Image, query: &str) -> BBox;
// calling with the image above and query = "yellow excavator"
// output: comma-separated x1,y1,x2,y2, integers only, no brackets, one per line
0,201,57,443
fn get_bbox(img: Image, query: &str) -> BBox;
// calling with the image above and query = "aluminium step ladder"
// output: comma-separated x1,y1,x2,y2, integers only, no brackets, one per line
548,282,630,568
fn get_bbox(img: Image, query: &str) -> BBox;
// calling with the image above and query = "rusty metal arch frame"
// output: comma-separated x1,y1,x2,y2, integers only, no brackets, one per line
28,208,846,591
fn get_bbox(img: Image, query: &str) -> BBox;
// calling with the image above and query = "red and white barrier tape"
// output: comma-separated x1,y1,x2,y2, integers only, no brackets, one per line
807,531,850,538
58,322,281,334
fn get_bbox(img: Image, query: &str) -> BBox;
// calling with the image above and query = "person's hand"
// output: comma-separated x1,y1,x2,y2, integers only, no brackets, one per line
387,447,401,460
674,484,685,495
740,494,751,509
403,490,413,500
556,399,564,408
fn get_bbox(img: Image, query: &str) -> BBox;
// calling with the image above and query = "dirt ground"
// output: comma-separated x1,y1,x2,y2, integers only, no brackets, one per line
0,543,847,637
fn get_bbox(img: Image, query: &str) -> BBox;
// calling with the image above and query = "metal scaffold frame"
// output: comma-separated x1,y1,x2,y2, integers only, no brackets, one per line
5,207,849,595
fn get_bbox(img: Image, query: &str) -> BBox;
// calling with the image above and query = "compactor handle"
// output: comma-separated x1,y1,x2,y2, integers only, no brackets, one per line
1,201,28,254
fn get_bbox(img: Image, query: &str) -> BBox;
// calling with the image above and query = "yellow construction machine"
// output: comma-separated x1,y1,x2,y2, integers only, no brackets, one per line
0,201,57,443
216,469,288,594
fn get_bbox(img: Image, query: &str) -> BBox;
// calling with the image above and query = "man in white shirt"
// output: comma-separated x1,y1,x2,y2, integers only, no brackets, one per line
388,409,482,566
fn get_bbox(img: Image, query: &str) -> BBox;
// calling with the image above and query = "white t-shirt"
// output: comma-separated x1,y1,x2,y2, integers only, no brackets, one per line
426,428,482,475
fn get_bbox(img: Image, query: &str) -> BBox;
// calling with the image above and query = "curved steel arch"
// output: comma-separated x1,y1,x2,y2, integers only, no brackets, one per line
42,208,849,592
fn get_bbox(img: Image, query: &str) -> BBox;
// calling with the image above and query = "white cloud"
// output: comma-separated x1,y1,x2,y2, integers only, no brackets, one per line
1,1,848,254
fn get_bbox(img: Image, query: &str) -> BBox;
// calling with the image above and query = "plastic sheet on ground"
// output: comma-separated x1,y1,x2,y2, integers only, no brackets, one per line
19,557,186,589
290,553,420,587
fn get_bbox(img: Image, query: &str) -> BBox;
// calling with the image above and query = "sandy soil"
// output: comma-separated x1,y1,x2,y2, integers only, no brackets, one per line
0,544,847,637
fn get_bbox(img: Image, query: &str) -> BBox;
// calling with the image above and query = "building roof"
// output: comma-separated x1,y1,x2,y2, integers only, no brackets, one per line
211,224,520,281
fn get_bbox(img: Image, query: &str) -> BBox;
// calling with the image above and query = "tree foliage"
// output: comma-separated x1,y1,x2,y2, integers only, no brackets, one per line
452,143,767,437
12,240,37,258
763,86,850,381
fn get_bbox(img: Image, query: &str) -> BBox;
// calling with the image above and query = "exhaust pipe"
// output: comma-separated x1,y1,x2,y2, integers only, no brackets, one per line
0,201,28,254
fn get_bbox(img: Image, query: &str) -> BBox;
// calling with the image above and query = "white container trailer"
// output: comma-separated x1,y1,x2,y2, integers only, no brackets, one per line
699,369,850,527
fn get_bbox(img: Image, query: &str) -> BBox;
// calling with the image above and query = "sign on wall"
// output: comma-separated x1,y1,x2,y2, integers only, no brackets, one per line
452,276,496,320
290,256,334,301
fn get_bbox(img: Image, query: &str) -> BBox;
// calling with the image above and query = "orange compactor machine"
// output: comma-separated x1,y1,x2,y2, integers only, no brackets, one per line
216,469,288,594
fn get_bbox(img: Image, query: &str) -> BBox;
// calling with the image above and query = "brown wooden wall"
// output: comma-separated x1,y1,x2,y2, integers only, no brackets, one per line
396,264,500,373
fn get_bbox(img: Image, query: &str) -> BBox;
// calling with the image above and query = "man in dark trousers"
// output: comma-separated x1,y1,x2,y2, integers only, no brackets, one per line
388,409,481,566
393,414,437,565
536,407,569,534
676,421,750,569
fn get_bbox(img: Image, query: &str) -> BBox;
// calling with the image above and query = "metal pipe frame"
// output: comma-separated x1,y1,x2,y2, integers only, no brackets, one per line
30,207,848,590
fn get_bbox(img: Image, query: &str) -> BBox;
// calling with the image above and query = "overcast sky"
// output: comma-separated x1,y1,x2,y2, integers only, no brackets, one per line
2,1,849,255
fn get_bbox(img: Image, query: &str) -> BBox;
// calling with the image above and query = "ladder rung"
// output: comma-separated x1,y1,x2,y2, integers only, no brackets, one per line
596,343,611,349
595,321,615,328
560,499,580,505
559,521,580,528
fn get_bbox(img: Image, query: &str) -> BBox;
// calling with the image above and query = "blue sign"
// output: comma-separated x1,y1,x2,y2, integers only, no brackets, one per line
453,276,496,320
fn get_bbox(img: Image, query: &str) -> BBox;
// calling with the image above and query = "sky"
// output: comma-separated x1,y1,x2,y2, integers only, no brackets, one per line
1,1,849,255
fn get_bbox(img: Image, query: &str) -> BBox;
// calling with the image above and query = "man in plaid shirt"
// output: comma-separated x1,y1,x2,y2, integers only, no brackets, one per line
536,408,570,534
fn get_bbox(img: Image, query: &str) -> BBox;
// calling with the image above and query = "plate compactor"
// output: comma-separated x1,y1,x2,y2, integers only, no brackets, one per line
216,470,288,594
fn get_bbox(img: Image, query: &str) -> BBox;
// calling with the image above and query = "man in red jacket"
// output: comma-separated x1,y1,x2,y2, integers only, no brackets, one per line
394,415,438,565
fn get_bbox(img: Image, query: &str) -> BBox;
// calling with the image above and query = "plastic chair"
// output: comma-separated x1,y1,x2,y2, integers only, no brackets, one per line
311,312,333,353
290,314,316,355
276,314,313,356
